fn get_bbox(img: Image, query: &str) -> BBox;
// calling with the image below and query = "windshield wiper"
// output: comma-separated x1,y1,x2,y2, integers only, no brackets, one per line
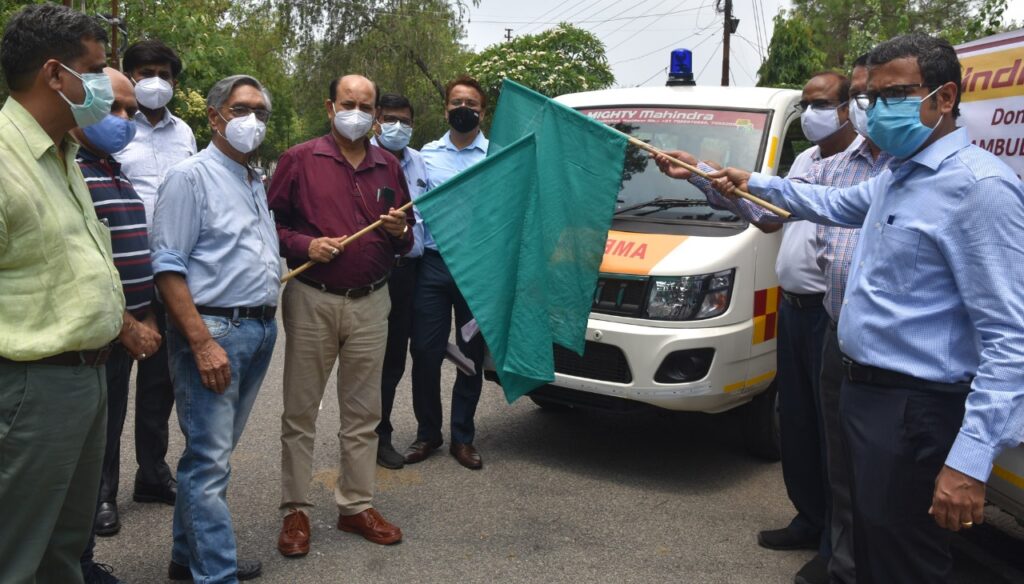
614,197,709,216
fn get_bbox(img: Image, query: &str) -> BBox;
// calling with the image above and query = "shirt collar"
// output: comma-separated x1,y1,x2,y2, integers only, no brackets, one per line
314,134,389,170
1,97,76,160
207,142,253,182
134,108,174,128
908,127,969,171
441,130,488,153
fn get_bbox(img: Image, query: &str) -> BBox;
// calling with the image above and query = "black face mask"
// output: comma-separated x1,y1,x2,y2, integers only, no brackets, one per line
448,106,480,133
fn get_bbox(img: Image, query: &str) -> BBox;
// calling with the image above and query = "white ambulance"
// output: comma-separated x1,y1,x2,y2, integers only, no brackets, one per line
956,29,1024,526
517,51,807,460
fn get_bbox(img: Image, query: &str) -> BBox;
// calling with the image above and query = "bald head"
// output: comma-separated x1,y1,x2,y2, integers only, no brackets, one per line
106,66,138,120
328,74,378,110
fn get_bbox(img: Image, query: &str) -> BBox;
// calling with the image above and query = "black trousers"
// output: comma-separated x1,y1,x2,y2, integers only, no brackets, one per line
134,301,175,487
410,250,484,445
840,379,967,584
776,298,831,554
820,323,855,583
377,258,419,438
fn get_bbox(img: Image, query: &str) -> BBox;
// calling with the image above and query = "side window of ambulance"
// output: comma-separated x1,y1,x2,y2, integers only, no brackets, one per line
777,115,812,178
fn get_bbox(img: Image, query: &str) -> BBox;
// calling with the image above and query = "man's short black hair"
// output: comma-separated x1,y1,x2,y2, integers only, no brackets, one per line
379,93,414,119
122,39,183,78
808,70,851,104
867,33,961,118
1,4,108,91
852,53,869,69
329,76,380,106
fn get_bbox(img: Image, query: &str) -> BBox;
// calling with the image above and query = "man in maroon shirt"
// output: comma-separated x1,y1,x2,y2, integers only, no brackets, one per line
267,74,413,558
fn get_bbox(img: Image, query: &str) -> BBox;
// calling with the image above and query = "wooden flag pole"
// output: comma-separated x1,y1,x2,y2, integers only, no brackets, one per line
623,135,791,219
280,200,415,284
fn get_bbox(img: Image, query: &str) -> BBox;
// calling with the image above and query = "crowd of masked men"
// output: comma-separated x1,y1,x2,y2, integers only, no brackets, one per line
1,4,1022,584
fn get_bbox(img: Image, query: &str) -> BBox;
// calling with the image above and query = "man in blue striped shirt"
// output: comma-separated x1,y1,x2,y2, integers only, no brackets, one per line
72,66,161,584
703,34,1024,583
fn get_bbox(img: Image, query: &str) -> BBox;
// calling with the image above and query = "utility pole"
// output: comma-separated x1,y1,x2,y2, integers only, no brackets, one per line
720,0,732,86
504,28,513,42
110,0,120,70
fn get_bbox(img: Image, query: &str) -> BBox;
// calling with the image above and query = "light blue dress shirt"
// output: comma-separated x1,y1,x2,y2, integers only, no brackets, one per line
151,144,281,307
419,130,489,251
747,128,1024,482
371,137,428,258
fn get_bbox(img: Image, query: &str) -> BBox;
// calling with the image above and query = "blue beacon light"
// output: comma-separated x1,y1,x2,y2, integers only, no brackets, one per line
667,49,695,86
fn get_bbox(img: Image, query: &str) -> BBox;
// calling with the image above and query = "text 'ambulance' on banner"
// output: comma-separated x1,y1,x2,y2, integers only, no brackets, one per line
415,80,627,402
956,28,1024,180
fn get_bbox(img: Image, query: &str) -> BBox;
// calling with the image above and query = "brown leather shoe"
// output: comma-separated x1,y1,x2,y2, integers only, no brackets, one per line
277,509,310,557
337,508,402,545
403,439,442,464
450,442,483,470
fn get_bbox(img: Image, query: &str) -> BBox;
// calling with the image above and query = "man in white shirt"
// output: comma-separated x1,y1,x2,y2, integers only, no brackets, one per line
112,40,197,515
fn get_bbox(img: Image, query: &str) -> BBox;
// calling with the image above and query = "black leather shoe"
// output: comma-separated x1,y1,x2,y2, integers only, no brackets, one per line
376,438,405,469
794,554,829,584
133,477,176,505
82,561,123,584
403,439,443,464
757,526,819,551
169,558,262,581
94,501,120,537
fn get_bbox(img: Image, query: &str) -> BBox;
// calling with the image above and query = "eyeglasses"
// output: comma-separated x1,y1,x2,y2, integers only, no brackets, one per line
225,104,271,122
379,114,413,127
449,98,481,109
796,99,846,112
854,83,936,110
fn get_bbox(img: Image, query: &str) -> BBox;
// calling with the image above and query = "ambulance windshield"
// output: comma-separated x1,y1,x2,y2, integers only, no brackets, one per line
579,106,771,225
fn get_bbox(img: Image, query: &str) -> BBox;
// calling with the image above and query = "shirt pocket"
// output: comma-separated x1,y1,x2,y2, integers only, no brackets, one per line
86,217,114,259
868,224,921,295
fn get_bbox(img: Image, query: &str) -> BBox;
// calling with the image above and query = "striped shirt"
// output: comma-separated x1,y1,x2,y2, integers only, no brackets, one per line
77,148,153,317
809,140,895,321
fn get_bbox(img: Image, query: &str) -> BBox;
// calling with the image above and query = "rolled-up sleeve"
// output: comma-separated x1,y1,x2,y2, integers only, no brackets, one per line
939,176,1024,482
150,167,200,275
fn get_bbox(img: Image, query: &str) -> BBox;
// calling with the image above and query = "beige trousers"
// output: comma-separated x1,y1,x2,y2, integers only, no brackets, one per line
280,279,390,516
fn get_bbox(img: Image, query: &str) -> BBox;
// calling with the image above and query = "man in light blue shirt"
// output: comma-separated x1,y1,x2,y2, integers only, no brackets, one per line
370,92,428,469
405,76,490,470
701,35,1024,583
151,75,279,583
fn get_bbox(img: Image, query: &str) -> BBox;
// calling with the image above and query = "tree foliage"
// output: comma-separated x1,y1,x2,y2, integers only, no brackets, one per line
756,11,826,90
468,23,615,107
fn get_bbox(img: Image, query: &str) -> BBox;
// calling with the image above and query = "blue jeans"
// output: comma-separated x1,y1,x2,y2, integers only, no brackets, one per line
167,315,276,584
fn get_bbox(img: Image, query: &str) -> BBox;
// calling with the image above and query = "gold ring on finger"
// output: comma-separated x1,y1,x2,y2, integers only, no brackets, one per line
961,521,974,527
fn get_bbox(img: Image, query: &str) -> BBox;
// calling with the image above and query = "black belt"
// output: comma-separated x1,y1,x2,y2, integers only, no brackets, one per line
196,305,277,321
841,356,971,394
781,290,824,309
0,346,112,367
296,274,388,299
424,248,441,257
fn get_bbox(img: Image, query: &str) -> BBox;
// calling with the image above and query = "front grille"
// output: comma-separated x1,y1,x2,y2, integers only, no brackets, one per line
592,274,649,317
553,341,632,383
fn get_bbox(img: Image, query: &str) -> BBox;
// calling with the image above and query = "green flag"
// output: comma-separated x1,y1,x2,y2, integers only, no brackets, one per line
416,80,627,402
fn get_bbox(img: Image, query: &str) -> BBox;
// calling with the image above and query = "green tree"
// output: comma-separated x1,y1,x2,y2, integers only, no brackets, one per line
756,11,826,89
467,23,615,107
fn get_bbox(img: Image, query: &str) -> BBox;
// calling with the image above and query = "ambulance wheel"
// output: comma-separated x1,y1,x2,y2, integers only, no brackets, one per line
742,382,781,461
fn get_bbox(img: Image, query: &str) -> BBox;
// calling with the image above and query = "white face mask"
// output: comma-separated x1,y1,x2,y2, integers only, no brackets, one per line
801,103,848,143
849,101,869,137
377,121,413,151
219,112,266,154
134,76,174,110
333,106,373,141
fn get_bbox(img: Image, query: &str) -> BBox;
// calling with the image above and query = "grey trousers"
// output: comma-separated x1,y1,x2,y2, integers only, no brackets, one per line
0,361,107,584
820,323,855,583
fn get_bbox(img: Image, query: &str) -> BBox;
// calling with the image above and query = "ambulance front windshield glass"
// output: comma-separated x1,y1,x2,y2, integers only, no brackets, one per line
580,106,770,224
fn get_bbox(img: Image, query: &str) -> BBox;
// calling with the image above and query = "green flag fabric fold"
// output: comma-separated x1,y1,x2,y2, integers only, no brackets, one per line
415,80,627,402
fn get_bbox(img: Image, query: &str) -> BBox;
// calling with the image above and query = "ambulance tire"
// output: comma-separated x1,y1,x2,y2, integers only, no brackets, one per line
742,382,781,461
528,394,574,412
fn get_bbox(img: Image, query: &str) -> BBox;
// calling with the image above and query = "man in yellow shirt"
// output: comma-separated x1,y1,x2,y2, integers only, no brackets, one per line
0,6,125,583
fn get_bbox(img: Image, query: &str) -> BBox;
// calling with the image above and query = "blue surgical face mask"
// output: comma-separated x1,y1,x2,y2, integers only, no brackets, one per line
866,86,943,159
377,121,413,151
57,63,114,128
83,114,137,154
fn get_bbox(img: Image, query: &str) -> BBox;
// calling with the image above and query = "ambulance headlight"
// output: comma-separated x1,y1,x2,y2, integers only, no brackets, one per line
646,269,734,320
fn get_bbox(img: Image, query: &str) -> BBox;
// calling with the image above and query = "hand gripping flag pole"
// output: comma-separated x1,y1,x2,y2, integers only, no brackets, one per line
279,200,415,284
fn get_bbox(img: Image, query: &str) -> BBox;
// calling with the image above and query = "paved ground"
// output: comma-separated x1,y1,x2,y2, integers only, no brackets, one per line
95,334,1024,583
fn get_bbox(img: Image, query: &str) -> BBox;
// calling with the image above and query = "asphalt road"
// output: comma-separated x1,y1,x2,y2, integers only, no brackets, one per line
95,332,1024,583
